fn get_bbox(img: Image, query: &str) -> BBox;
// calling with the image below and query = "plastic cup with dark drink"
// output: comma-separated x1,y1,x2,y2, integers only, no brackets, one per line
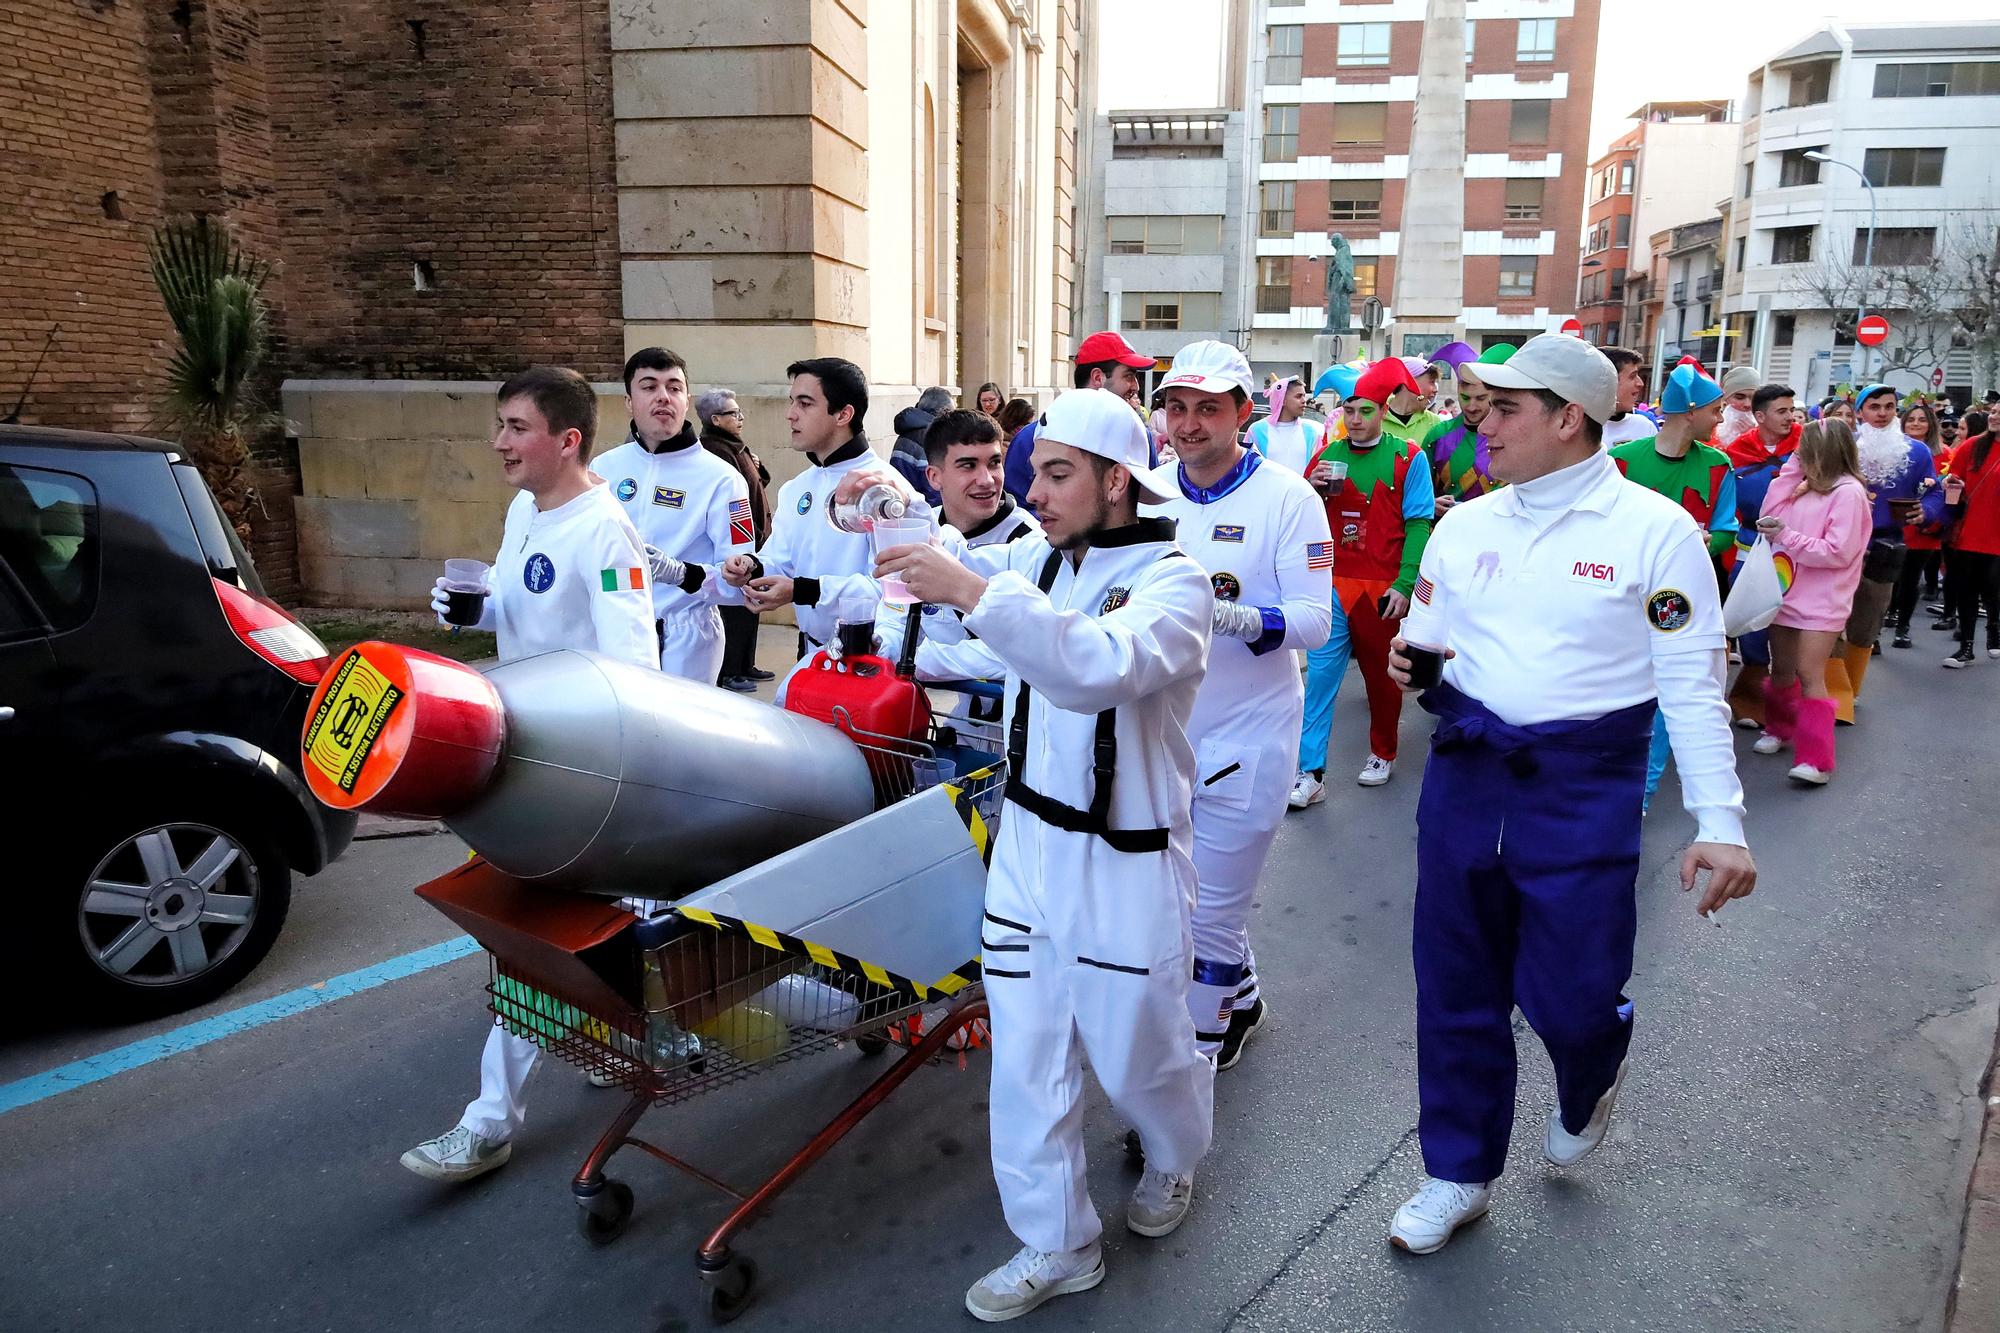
441,558,491,627
1402,641,1446,690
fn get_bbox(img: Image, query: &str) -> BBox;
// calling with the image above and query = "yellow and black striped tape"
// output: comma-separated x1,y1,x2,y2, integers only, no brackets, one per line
676,906,982,1003
943,763,1000,866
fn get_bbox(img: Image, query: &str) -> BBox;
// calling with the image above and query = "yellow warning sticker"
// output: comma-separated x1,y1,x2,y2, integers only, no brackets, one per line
304,651,405,794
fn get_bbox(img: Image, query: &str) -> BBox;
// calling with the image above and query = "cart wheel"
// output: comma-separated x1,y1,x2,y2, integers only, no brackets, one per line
855,1031,888,1057
702,1254,757,1324
574,1179,634,1246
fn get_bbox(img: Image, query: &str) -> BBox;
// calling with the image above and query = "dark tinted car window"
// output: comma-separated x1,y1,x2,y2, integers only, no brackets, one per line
172,462,265,597
0,463,99,633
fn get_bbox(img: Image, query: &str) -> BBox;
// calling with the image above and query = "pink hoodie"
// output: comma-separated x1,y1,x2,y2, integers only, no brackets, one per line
1758,455,1873,632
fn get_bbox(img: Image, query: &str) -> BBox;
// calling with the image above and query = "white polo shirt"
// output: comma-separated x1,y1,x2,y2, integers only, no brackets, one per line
1401,447,1745,845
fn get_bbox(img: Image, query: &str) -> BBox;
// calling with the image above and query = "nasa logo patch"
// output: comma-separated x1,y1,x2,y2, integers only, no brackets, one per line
797,490,813,515
1211,572,1241,602
523,553,556,594
1101,586,1131,614
615,477,638,502
1647,588,1691,632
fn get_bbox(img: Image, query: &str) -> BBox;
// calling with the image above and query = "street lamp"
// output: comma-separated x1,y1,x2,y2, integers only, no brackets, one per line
1805,150,1878,380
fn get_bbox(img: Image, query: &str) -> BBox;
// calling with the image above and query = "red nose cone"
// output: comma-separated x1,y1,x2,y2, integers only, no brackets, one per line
301,641,505,817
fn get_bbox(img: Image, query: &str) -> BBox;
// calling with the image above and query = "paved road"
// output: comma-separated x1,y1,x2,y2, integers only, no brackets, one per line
3,643,1996,1333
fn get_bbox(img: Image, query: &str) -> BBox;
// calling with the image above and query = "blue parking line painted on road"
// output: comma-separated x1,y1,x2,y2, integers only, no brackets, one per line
0,934,484,1116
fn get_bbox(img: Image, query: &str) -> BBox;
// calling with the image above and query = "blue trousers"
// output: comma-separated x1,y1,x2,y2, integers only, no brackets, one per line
1644,712,1672,799
1412,687,1654,1184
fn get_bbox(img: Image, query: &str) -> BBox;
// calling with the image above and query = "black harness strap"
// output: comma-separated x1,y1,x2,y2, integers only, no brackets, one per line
1003,549,1171,854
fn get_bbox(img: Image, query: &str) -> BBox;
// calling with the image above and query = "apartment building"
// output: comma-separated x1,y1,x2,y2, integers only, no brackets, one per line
1720,22,2000,402
1245,0,1600,374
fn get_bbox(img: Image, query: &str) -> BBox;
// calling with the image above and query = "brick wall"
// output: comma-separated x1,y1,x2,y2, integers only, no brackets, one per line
0,0,174,435
262,0,624,381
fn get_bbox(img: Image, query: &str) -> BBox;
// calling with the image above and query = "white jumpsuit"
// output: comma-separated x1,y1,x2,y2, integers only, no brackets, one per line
1146,453,1333,1052
459,484,658,1144
594,430,752,682
754,437,884,700
956,516,1217,1254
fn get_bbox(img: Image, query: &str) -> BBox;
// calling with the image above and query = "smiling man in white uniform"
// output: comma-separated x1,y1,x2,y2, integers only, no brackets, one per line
1146,341,1333,1070
593,347,753,682
872,389,1214,1323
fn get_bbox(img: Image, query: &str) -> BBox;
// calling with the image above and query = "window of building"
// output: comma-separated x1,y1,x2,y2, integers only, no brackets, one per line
1259,181,1295,238
1516,18,1556,63
1733,236,1747,272
1256,258,1294,315
1510,100,1551,145
1504,179,1544,220
1464,19,1477,62
1337,22,1391,67
1328,179,1384,223
1352,258,1379,299
1267,25,1303,85
1108,215,1223,256
1777,146,1824,187
1614,213,1631,247
1787,61,1833,106
1863,146,1946,188
1263,105,1298,163
1771,226,1814,264
1609,273,1626,304
1857,227,1937,265
1773,313,1797,347
1873,61,2000,99
1333,102,1388,146
1618,161,1633,193
0,464,99,636
1499,255,1538,297
1741,161,1754,197
1121,292,1222,332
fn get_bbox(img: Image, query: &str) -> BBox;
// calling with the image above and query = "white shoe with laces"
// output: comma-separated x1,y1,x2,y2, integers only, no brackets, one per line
1126,1167,1196,1237
1545,1057,1629,1166
1752,732,1785,755
1788,762,1831,785
1389,1177,1492,1254
1357,755,1394,787
1287,770,1325,809
399,1125,512,1182
964,1243,1105,1322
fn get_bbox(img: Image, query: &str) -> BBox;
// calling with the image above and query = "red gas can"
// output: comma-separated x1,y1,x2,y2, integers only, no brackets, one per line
783,617,933,803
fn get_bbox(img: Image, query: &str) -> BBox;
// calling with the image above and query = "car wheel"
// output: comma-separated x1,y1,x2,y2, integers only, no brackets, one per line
61,808,293,1018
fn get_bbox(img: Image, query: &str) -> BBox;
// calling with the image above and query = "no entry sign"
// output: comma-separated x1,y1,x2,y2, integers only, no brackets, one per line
1560,317,1582,336
1856,314,1890,347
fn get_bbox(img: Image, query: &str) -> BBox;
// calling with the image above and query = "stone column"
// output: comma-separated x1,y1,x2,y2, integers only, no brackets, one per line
1389,0,1468,352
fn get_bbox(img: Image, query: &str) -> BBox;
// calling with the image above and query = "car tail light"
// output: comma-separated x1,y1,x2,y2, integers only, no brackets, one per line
212,577,331,685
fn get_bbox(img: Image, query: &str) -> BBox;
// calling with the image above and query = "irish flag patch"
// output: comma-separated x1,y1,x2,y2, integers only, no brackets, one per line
600,566,647,592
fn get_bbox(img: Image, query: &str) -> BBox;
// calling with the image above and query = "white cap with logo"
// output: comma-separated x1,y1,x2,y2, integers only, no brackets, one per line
1036,388,1177,504
1160,339,1254,398
1467,332,1620,424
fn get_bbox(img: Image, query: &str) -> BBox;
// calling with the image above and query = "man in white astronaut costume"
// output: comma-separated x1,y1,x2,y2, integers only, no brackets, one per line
1145,340,1334,1069
871,388,1215,1322
592,346,753,682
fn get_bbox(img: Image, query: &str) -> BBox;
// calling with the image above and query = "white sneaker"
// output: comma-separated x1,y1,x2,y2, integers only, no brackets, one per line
400,1125,512,1182
1357,755,1394,787
1389,1177,1492,1254
1989,647,2000,660
1287,770,1325,809
1545,1057,1629,1166
964,1243,1105,1322
1751,732,1784,755
1733,715,1761,730
1127,1167,1196,1237
1788,763,1831,786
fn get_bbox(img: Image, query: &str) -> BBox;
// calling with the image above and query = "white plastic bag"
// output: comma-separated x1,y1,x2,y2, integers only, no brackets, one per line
1724,536,1786,637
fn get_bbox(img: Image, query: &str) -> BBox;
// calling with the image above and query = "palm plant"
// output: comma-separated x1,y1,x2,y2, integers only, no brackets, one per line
148,216,275,540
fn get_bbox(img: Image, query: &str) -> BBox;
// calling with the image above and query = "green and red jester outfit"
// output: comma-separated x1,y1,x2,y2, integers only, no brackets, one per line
1610,438,1740,560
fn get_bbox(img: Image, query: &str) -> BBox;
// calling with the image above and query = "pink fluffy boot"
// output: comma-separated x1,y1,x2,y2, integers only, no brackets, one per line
1788,697,1837,785
1754,678,1801,755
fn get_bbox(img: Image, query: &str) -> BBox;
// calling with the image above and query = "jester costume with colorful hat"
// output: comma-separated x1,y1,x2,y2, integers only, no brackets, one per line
1610,364,1739,801
1296,359,1436,786
1422,343,1515,502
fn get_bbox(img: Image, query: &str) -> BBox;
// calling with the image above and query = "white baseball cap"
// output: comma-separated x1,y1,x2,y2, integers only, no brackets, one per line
1466,333,1620,424
1160,340,1254,398
1036,388,1177,503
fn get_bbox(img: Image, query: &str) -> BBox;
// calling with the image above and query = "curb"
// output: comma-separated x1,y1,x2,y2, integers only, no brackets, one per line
1948,1021,2000,1333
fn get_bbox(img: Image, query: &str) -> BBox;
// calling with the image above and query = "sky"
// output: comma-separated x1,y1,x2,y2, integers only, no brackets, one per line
1099,0,2000,158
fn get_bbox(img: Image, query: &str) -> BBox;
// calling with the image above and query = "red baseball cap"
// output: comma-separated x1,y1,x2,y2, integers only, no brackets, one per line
1074,330,1154,369
1350,358,1421,407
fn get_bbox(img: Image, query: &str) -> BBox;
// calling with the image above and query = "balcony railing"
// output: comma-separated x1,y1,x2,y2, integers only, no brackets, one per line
1671,281,1687,302
1695,276,1713,299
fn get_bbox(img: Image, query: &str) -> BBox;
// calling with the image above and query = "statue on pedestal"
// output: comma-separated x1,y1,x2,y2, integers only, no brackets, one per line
1320,232,1355,335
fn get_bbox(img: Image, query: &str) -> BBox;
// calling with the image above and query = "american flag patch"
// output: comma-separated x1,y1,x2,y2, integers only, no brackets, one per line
1305,541,1334,570
729,497,754,545
1415,575,1434,605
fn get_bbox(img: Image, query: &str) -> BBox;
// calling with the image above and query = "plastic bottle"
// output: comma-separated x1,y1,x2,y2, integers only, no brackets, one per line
831,483,932,533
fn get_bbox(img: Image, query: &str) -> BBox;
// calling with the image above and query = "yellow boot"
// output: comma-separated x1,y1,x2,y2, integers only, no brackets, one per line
1726,661,1767,729
1824,650,1855,725
1839,641,1874,721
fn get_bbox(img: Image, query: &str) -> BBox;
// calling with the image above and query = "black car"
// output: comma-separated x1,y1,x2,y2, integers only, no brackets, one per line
1,426,356,1016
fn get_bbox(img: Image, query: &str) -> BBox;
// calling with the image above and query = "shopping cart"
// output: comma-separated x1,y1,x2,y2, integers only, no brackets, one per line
421,691,1005,1323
